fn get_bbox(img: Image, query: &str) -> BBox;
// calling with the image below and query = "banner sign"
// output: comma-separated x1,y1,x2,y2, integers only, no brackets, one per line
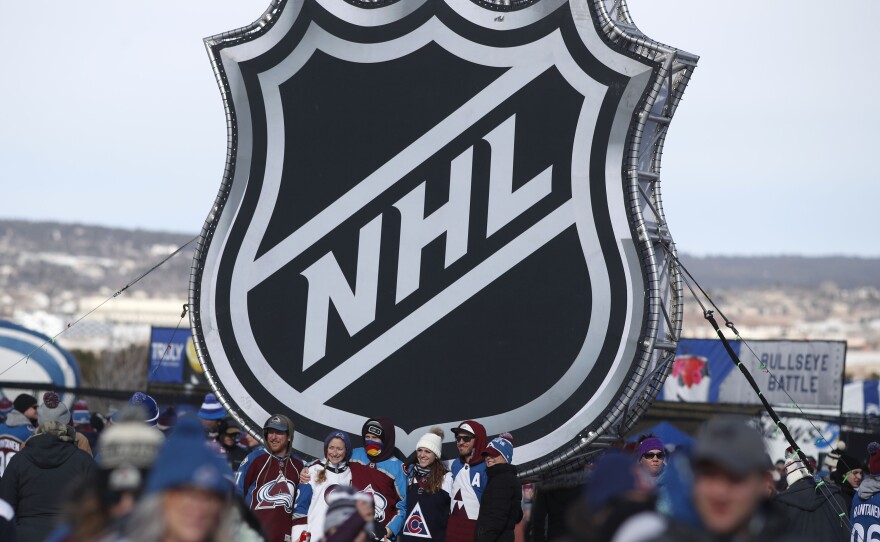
147,327,206,386
661,338,846,410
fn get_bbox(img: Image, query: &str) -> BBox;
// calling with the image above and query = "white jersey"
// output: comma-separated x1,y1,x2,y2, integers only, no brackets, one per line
294,461,354,540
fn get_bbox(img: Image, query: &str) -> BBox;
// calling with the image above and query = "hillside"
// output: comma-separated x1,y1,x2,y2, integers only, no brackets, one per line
0,219,877,315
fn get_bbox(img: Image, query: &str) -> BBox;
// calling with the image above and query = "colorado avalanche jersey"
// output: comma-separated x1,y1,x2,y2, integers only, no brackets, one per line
400,471,453,541
293,461,353,540
446,459,487,542
350,447,407,537
0,422,33,477
236,448,305,542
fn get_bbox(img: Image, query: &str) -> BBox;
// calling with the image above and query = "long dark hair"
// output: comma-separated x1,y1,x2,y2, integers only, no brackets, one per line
407,455,448,495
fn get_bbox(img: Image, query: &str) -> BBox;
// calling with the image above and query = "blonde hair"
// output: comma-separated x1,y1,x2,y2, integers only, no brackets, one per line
31,421,75,443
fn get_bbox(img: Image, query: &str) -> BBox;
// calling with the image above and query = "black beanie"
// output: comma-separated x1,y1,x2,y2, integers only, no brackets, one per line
13,393,37,414
363,419,385,442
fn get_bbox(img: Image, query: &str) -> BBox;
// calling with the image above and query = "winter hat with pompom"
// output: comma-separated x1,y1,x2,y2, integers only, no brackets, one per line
483,433,514,464
128,392,160,426
416,427,444,458
38,392,70,425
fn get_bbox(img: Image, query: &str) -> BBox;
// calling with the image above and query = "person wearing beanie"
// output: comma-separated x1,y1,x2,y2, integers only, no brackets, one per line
475,433,522,542
636,435,666,479
321,485,379,542
216,418,248,471
71,399,98,451
829,451,863,508
114,417,236,542
294,430,356,541
37,391,71,426
348,416,408,539
43,405,167,542
13,393,38,425
235,413,305,542
0,398,96,542
0,393,38,477
447,419,489,542
197,393,226,437
774,447,849,542
851,442,880,540
400,428,452,542
126,392,159,427
0,396,13,423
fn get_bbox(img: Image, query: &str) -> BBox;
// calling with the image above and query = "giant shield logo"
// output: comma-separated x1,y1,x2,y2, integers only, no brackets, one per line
190,0,696,476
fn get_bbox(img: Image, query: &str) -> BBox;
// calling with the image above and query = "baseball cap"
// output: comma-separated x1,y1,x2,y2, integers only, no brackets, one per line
451,422,477,436
691,417,769,476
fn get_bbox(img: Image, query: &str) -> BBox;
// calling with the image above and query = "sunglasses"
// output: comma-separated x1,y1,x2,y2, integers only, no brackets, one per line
455,435,474,443
642,452,665,460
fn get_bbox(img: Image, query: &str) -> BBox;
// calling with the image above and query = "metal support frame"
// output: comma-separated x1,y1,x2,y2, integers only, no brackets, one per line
518,0,697,479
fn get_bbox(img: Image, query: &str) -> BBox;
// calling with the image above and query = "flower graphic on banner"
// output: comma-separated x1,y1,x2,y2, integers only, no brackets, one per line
664,355,711,402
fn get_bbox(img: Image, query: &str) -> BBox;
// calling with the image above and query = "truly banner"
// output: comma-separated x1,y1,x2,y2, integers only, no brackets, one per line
148,327,206,386
660,338,846,410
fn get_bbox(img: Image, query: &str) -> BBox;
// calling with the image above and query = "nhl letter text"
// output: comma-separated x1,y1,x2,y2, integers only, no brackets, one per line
299,113,552,370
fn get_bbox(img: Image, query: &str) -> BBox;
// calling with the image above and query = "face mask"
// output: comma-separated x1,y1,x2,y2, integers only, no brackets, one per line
366,440,383,457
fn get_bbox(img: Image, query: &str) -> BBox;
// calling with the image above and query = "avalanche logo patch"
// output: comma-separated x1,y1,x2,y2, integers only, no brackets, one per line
404,502,432,538
359,484,388,523
255,472,296,513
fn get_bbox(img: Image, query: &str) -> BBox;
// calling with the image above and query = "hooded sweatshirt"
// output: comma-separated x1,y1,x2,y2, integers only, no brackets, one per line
775,476,849,542
446,420,488,542
350,417,408,537
0,431,95,542
0,410,35,477
852,476,880,540
235,414,304,542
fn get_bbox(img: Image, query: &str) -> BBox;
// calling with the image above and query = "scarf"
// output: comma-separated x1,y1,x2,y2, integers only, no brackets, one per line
365,440,383,458
326,461,349,474
412,464,430,479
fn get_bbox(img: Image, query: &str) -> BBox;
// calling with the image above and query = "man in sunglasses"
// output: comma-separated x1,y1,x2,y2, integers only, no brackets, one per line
447,420,488,542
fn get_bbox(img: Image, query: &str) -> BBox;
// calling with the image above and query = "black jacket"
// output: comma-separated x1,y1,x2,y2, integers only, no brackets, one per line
649,501,801,542
0,432,95,542
528,477,584,542
774,477,850,542
475,463,522,542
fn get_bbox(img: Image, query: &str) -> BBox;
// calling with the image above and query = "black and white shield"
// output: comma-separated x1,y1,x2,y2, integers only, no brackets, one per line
191,0,695,473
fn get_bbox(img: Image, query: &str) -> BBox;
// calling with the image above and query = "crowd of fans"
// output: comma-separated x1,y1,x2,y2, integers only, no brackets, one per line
0,391,877,542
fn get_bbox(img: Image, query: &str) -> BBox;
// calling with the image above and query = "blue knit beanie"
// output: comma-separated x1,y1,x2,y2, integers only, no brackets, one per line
324,430,352,463
197,393,226,421
145,417,232,495
483,433,515,464
585,451,638,511
128,392,159,426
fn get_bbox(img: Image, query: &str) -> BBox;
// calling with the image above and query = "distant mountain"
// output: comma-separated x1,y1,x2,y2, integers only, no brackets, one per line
0,220,877,314
679,255,880,290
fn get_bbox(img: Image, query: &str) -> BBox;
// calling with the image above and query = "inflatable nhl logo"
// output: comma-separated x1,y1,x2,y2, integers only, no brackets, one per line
190,0,696,477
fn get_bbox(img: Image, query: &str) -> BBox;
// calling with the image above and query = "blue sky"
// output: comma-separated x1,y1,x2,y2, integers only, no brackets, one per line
0,1,877,256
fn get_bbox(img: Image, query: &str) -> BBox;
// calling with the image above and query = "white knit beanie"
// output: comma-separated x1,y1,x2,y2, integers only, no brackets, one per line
416,427,444,458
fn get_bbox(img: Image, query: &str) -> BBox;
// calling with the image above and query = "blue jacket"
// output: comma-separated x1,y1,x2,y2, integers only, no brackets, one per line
852,476,880,541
